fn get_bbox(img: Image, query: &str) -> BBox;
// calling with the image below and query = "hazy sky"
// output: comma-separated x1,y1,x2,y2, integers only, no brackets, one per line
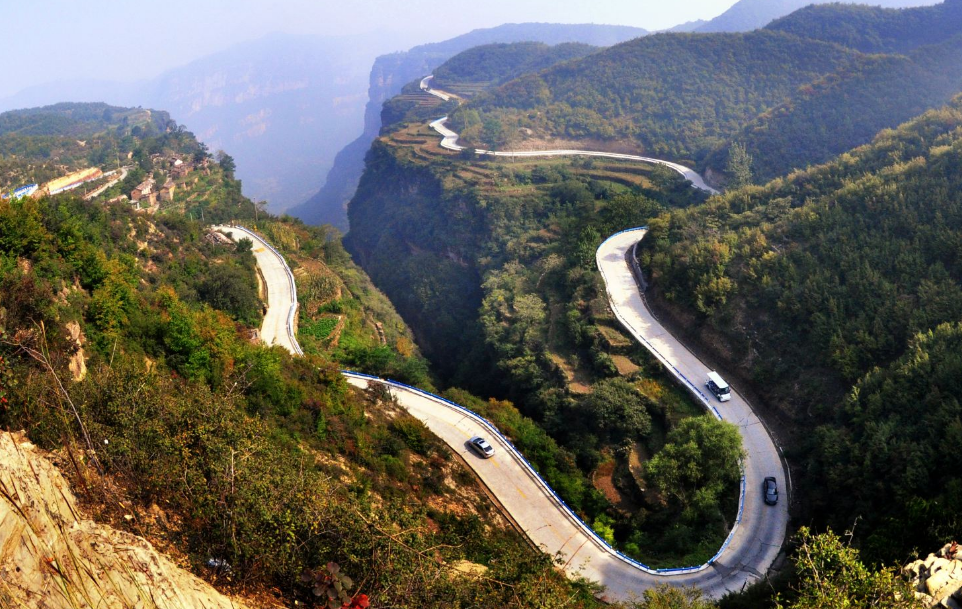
1,0,739,98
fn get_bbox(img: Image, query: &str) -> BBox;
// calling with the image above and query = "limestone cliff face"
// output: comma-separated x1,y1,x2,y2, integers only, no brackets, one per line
0,432,253,609
289,23,649,229
343,143,485,382
904,543,962,609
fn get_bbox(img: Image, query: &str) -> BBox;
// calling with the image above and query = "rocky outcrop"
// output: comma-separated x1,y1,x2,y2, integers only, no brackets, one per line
0,431,253,609
904,542,962,609
66,320,87,382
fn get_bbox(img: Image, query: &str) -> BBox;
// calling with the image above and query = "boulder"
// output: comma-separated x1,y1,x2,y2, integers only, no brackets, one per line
928,569,958,599
905,545,962,608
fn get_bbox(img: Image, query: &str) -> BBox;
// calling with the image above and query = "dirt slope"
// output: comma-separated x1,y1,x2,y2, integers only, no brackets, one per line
0,431,253,609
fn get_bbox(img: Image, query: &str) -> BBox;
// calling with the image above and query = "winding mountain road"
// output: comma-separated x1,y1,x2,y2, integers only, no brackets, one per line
212,225,302,355
421,76,718,194
214,79,789,600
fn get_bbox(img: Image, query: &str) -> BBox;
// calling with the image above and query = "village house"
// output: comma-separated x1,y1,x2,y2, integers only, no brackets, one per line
169,158,192,179
159,179,176,203
131,178,156,207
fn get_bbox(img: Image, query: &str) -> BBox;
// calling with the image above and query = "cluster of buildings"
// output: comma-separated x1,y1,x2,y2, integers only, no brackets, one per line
3,183,39,200
3,167,105,201
131,176,176,208
4,154,211,211
112,156,210,213
45,167,104,195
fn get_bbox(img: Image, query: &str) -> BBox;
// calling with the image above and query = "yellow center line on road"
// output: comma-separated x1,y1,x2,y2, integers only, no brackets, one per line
489,459,528,499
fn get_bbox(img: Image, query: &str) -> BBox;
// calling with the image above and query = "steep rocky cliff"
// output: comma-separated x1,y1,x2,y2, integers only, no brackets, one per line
290,23,647,230
0,431,255,609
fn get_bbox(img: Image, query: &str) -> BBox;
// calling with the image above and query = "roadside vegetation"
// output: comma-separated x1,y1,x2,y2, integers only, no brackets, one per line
347,122,741,567
0,105,607,606
641,99,962,564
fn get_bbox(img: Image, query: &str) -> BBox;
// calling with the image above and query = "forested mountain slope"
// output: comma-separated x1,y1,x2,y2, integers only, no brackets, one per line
768,0,962,54
693,0,939,34
442,3,962,189
380,41,605,134
0,104,597,606
449,31,859,163
432,42,598,92
705,0,962,182
641,99,962,562
0,102,170,138
707,34,962,182
289,23,646,230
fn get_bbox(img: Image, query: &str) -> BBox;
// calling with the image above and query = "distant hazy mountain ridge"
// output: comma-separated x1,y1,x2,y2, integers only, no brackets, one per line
705,0,962,181
693,0,940,33
288,23,647,230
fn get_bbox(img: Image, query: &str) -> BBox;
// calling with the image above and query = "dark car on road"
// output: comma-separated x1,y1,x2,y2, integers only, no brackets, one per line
764,476,778,505
468,436,495,459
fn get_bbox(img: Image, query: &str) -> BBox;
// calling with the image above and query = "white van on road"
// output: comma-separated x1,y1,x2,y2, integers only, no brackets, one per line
707,371,731,402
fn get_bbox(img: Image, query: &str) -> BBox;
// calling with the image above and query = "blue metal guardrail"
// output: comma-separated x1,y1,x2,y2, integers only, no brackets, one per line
222,220,747,576
596,227,747,568
342,368,747,576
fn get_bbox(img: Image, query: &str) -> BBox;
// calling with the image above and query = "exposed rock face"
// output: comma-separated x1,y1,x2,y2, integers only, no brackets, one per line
904,542,962,608
0,431,253,609
66,320,87,382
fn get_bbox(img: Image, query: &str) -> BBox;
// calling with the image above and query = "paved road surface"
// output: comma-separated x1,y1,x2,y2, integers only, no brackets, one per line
216,83,790,598
83,166,129,201
421,76,718,194
212,225,301,354
596,229,789,596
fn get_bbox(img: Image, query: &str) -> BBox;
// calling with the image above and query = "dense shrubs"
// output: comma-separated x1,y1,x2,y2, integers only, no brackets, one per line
433,42,597,89
643,99,962,564
452,31,857,159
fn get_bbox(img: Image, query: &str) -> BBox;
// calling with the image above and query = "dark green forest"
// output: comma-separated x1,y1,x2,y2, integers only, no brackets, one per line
641,99,962,563
450,30,859,159
706,1,962,182
433,42,598,90
768,0,962,54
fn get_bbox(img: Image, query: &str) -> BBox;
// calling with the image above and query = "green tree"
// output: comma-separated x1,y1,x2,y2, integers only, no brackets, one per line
198,263,262,326
580,378,652,447
119,166,146,197
481,116,506,149
778,528,920,609
575,225,601,270
217,150,236,176
726,142,754,189
646,416,743,520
